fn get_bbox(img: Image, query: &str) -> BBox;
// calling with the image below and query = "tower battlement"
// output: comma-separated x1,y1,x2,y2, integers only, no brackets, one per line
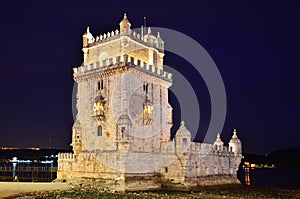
82,14,165,68
83,27,164,52
58,153,74,160
73,54,172,82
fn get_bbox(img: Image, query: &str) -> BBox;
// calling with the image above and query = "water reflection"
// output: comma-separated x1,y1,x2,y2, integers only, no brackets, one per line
244,167,250,185
0,157,57,182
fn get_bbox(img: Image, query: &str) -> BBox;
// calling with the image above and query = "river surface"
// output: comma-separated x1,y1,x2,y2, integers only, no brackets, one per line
238,167,300,189
1,163,299,189
0,162,57,182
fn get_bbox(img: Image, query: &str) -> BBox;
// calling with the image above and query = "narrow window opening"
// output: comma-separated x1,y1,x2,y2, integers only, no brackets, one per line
165,167,168,173
182,138,187,144
101,79,104,90
145,83,148,93
97,81,101,90
97,125,102,136
97,80,104,90
121,127,126,133
143,82,148,93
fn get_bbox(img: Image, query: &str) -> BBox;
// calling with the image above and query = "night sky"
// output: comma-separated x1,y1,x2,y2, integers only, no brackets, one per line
1,1,299,155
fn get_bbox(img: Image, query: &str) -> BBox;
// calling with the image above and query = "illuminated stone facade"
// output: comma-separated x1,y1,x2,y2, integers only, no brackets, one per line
57,14,242,191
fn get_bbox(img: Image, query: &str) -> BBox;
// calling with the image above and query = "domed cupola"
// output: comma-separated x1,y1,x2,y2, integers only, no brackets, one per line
229,129,242,156
82,27,95,47
176,121,191,137
117,114,132,126
213,133,224,150
175,121,191,146
117,114,132,140
143,27,157,46
119,13,131,33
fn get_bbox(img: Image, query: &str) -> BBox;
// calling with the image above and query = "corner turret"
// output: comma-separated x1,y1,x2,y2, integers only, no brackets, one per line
175,121,191,153
71,119,82,156
119,13,131,33
117,114,132,141
229,129,242,156
213,133,224,150
82,27,95,48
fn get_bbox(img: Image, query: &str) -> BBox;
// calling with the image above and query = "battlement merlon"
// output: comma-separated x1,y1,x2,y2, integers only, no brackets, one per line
73,54,172,87
82,14,165,68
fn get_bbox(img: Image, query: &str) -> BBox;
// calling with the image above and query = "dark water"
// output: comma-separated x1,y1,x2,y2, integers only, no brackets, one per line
0,162,57,182
238,167,300,189
1,162,299,189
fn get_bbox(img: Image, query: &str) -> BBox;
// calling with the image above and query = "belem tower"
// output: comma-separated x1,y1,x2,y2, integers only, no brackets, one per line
57,14,243,191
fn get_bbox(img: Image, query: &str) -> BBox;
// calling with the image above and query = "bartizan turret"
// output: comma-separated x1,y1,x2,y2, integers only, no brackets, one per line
175,121,191,154
229,129,243,172
213,133,224,150
119,13,131,33
229,129,242,156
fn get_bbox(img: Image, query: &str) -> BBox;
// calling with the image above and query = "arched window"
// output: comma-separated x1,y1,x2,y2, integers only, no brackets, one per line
97,80,104,90
97,81,101,90
143,82,148,93
97,125,102,136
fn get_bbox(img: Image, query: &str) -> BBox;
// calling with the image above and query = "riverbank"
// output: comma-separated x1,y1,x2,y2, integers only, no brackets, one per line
3,183,300,199
0,182,68,198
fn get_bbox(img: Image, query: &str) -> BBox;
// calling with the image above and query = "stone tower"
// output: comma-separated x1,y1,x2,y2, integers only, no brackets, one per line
58,14,243,191
73,13,172,154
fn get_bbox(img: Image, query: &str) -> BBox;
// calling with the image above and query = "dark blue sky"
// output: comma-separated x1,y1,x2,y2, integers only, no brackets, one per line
0,1,299,154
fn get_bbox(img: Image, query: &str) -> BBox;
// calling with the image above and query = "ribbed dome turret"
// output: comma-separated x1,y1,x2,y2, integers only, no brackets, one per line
176,121,191,137
229,129,241,145
119,13,131,33
229,129,242,155
214,133,224,147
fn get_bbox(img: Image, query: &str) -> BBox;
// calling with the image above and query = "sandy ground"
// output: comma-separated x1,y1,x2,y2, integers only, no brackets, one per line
0,182,69,198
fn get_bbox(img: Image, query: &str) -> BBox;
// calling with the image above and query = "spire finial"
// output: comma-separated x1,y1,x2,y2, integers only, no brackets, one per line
87,26,90,33
232,129,238,138
124,13,127,19
217,133,220,138
181,121,185,126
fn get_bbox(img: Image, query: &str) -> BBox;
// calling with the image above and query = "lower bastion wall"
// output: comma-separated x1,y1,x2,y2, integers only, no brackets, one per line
57,139,242,190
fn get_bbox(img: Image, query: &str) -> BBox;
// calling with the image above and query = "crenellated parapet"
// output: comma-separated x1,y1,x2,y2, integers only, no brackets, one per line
73,54,172,83
84,29,164,51
188,142,234,155
82,14,164,52
58,153,75,160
